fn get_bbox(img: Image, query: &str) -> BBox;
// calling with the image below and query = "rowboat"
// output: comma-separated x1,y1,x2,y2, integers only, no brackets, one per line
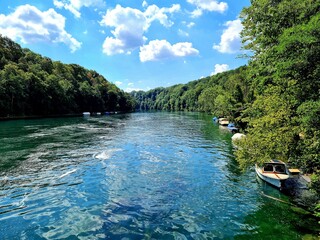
255,160,290,189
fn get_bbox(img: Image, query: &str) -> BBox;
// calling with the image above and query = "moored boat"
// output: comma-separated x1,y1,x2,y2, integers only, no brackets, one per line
255,160,290,189
227,123,239,133
212,116,218,122
218,118,229,126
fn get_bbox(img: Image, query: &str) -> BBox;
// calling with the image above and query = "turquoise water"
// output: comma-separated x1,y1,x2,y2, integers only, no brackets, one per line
0,112,317,239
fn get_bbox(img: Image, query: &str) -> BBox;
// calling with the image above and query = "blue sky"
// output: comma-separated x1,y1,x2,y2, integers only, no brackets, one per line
0,0,250,92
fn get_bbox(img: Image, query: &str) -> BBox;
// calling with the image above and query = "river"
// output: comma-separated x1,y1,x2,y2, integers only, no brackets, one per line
0,112,318,239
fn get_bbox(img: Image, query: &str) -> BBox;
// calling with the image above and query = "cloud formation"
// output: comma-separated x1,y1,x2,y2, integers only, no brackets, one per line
211,63,229,75
100,4,180,56
0,4,81,52
53,0,105,18
139,39,199,62
187,0,228,17
100,5,147,55
115,81,123,86
213,19,243,53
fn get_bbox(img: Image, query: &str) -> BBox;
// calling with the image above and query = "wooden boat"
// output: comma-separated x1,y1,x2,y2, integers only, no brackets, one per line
255,160,290,189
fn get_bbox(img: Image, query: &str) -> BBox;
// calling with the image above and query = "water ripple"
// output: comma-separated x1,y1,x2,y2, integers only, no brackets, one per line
0,113,314,239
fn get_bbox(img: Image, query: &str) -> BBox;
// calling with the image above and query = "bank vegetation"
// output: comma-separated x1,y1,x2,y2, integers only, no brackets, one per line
0,35,135,118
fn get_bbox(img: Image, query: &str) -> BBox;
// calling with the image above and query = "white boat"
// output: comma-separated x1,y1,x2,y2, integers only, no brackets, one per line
218,118,229,126
255,160,290,189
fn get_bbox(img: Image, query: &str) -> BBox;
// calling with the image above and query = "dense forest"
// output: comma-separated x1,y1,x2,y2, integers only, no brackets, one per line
132,0,320,217
131,66,250,120
0,35,135,118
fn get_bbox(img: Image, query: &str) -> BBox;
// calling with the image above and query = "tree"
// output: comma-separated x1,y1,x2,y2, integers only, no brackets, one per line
235,89,298,168
0,64,26,115
237,0,320,217
240,0,320,56
0,35,135,117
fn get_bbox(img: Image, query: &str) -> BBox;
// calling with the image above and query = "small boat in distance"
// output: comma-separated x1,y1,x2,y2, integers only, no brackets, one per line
255,160,290,189
227,123,239,133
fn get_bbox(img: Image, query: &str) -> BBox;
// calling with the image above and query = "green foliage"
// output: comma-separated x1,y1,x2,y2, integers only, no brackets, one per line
131,67,250,120
0,34,135,117
295,101,320,172
236,88,298,167
240,0,320,55
236,0,320,218
236,0,320,172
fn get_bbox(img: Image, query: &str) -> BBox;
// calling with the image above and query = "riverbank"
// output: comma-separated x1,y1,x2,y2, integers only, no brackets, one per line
0,111,132,121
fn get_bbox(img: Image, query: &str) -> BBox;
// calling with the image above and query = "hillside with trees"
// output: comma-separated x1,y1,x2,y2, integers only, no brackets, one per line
132,66,251,118
132,0,320,217
0,35,135,118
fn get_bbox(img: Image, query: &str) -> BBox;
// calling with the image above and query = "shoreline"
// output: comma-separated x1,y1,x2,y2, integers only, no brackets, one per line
0,111,130,121
0,113,83,121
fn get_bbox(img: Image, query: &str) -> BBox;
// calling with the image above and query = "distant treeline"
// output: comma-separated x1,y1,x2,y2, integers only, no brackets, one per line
0,35,135,118
132,0,320,216
131,66,250,119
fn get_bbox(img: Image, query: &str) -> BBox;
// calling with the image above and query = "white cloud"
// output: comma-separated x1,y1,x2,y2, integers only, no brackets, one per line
182,21,195,28
53,0,105,18
124,87,144,93
211,64,229,75
144,4,180,28
178,29,189,37
122,82,144,92
115,81,123,86
139,39,199,62
213,19,243,53
142,0,148,8
0,4,81,52
187,0,228,17
100,4,180,56
190,9,203,18
100,5,146,55
187,22,195,28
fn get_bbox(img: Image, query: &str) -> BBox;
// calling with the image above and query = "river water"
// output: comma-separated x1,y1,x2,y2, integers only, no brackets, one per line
0,112,318,239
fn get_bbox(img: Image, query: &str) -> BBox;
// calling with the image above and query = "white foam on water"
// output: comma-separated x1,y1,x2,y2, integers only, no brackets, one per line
94,148,121,160
59,169,77,179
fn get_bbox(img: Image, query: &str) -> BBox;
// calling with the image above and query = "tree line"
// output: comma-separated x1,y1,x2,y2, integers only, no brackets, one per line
0,35,135,118
132,0,320,218
132,66,251,118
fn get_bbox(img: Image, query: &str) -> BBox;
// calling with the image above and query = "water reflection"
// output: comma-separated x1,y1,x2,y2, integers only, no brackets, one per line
0,112,318,239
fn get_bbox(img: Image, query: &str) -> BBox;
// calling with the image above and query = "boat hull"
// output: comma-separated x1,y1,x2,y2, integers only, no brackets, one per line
255,165,289,189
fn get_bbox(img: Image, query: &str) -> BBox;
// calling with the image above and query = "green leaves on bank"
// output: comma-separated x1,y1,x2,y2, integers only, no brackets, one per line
0,35,135,117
